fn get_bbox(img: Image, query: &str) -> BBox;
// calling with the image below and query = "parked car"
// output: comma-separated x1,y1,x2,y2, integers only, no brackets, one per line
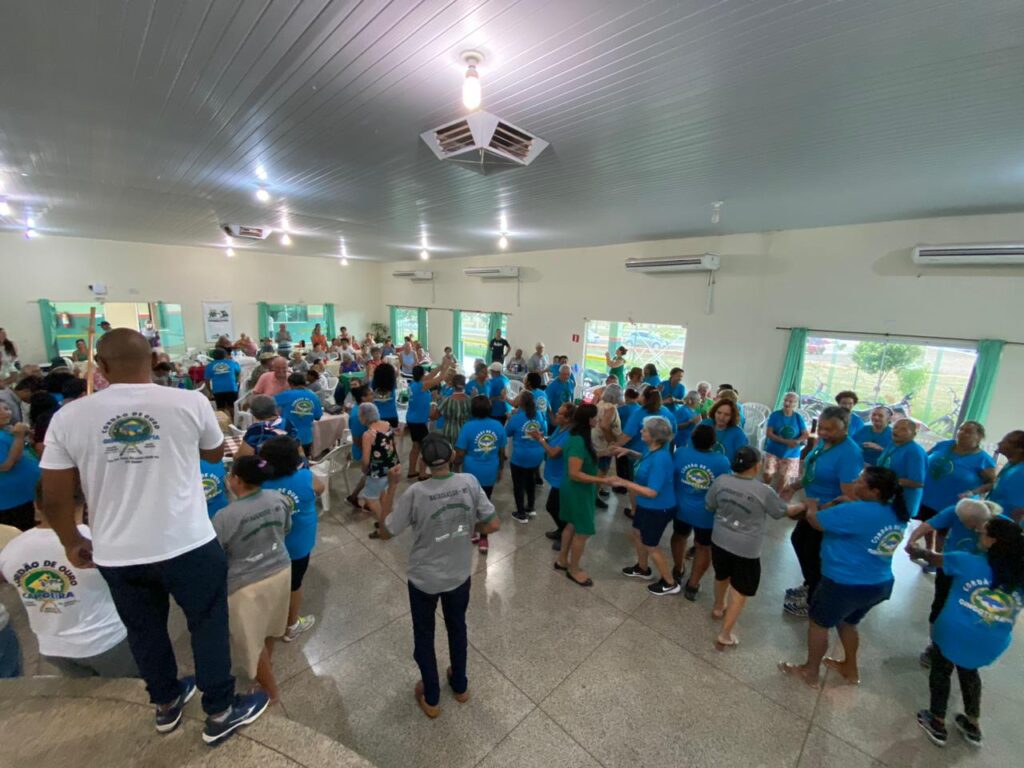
624,330,667,350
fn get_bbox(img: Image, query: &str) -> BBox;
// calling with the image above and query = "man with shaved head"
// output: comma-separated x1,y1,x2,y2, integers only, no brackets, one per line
40,329,268,745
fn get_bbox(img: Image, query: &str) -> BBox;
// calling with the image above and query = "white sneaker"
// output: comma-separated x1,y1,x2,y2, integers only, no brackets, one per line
283,615,316,642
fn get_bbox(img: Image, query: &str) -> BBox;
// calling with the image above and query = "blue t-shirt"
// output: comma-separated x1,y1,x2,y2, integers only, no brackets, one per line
349,411,368,462
764,410,807,459
848,412,865,436
274,389,323,445
853,424,893,466
545,378,574,413
989,461,1024,518
696,419,748,462
455,418,507,488
922,440,996,512
802,437,864,503
527,389,550,417
633,445,676,510
542,427,571,488
817,500,906,585
505,409,548,468
878,441,928,519
643,375,662,390
659,381,685,410
624,407,678,452
673,405,699,448
373,388,398,420
204,359,241,394
0,430,40,510
263,468,318,559
617,403,640,437
434,384,454,430
200,459,228,518
930,504,982,554
406,381,432,424
933,551,1024,669
464,377,489,398
673,446,731,527
488,376,512,418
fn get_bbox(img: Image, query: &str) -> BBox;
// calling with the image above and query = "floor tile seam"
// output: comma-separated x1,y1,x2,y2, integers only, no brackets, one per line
811,709,895,768
466,704,539,768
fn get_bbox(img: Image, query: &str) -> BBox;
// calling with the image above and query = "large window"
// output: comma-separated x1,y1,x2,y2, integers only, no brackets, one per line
265,303,324,345
582,320,687,387
799,335,976,439
390,307,423,344
458,311,507,373
47,301,186,358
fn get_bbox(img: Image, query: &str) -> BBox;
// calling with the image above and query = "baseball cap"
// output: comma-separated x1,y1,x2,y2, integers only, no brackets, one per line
420,433,454,468
488,362,503,372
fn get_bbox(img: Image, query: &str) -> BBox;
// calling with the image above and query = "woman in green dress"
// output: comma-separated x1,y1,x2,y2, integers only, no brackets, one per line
554,403,619,586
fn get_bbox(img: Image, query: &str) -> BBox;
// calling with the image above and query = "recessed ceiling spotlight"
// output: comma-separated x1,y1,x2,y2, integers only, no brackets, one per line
225,247,235,257
461,51,483,111
498,233,509,250
420,249,430,260
710,201,723,224
255,164,268,181
280,232,292,246
340,256,349,267
0,200,10,216
255,186,271,203
25,228,39,239
26,216,36,228
20,172,28,177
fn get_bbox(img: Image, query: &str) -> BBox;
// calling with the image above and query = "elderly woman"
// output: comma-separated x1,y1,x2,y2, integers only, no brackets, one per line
699,398,748,462
357,402,402,539
696,381,714,417
674,391,702,448
878,418,928,518
659,367,686,410
763,392,809,494
853,406,894,466
613,415,680,595
783,406,864,617
626,366,644,392
506,391,548,522
397,341,417,378
526,342,549,383
289,349,310,375
985,430,1024,522
534,403,575,548
275,323,293,355
592,384,623,508
505,348,528,381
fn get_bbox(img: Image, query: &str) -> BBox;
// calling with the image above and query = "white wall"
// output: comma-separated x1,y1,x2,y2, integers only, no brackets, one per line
0,233,383,361
381,212,1024,439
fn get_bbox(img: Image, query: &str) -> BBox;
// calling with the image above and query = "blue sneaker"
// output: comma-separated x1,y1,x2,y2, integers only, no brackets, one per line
202,691,270,745
155,676,197,734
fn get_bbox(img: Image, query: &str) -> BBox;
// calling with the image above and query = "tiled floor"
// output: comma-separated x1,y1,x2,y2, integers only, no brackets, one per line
4,455,1022,768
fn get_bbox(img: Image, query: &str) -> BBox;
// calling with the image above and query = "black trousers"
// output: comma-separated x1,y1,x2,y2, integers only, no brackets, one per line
790,519,823,600
511,464,537,514
546,487,564,532
98,539,235,715
409,578,471,707
929,644,981,719
0,501,35,531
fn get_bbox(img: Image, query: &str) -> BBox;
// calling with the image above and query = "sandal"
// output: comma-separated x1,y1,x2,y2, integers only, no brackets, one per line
715,633,739,651
553,562,569,572
711,608,726,620
566,571,594,587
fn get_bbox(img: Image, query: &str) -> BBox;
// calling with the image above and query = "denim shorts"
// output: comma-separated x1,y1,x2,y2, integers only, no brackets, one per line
362,474,390,501
809,576,894,628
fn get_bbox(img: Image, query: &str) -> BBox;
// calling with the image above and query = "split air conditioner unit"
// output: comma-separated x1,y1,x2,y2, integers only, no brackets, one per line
221,223,272,240
912,244,1024,266
392,270,434,282
624,254,720,273
463,266,520,279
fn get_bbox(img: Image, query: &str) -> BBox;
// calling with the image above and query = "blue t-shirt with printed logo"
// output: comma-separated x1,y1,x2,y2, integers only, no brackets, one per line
274,389,323,446
933,551,1024,669
204,359,241,394
624,407,678,453
673,405,699,448
673,445,732,527
764,410,808,459
878,440,928,519
848,412,865,436
200,459,228,518
488,376,512,418
633,444,676,510
545,378,574,414
643,375,661,390
617,403,640,438
465,377,489,398
373,388,398,420
542,427,571,488
922,440,996,512
660,381,686,411
929,504,982,554
528,389,550,418
0,430,39,510
406,381,432,424
263,468,318,559
455,418,507,488
695,419,748,463
817,500,906,585
350,410,368,462
802,437,863,503
853,424,893,466
988,462,1024,519
505,409,548,468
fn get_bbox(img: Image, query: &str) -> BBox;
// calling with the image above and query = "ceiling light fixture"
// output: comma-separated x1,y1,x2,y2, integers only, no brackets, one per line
461,51,483,111
24,228,38,239
498,234,509,250
225,247,235,257
280,232,292,246
710,201,723,224
26,216,35,228
255,186,271,203
420,249,430,260
0,200,10,216
255,165,268,181
340,256,349,267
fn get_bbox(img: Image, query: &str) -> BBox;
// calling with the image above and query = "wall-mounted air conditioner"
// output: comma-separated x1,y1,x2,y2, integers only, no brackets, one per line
912,244,1024,266
222,223,272,240
392,270,434,281
463,266,520,279
624,254,720,273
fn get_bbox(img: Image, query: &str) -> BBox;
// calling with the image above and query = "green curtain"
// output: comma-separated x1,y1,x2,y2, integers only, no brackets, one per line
451,310,462,362
960,339,1005,426
774,327,808,409
323,303,336,340
388,306,399,341
37,299,58,359
154,302,169,331
488,312,504,341
417,307,428,344
256,302,270,340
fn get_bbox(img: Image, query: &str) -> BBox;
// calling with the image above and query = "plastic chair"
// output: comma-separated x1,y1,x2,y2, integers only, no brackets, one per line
507,379,524,396
309,439,353,511
742,402,771,447
228,423,245,437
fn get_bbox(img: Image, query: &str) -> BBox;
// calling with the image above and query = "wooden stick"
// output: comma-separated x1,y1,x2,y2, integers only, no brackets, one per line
85,307,97,395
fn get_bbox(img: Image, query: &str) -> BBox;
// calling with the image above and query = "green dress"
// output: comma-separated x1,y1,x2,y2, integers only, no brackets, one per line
609,357,626,387
559,434,598,536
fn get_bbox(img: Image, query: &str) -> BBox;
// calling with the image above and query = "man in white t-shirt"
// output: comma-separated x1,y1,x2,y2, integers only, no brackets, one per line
40,330,268,745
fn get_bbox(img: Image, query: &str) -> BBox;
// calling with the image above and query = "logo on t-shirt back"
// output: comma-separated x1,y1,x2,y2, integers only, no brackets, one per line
201,474,221,500
868,526,905,557
522,420,542,439
962,582,1019,625
213,362,230,375
474,430,498,455
13,561,79,614
681,464,714,491
291,398,314,417
102,412,161,462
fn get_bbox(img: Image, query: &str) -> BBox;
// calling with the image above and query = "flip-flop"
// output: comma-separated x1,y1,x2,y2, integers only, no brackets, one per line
566,572,594,587
711,608,726,620
778,661,820,689
553,562,569,572
824,657,861,685
714,634,739,651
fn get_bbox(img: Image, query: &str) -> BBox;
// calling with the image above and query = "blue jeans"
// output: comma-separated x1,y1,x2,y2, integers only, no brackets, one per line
99,539,235,715
408,578,471,707
0,622,22,678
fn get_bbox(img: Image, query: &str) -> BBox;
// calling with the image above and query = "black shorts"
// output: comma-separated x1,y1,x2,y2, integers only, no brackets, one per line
213,391,238,409
915,504,940,522
711,543,761,597
809,576,893,628
632,506,674,547
384,416,400,429
673,519,712,546
928,569,953,624
290,555,311,592
407,422,429,443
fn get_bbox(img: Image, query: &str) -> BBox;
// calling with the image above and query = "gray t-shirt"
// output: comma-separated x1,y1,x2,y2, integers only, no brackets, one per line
385,473,497,594
212,490,292,594
706,474,789,559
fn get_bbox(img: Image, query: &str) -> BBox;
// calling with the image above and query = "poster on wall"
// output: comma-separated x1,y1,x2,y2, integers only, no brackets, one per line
202,301,234,341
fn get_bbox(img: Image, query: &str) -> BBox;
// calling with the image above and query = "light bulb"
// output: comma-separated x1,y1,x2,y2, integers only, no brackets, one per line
0,201,10,216
340,257,349,266
225,247,235,257
420,249,430,260
26,217,35,228
463,64,481,110
24,228,38,239
280,232,291,246
498,234,509,250
255,186,270,203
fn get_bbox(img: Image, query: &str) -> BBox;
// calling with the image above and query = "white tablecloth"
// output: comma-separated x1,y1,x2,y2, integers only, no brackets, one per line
312,412,349,457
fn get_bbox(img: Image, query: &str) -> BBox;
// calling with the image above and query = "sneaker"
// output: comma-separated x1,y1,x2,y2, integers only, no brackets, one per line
598,488,610,499
202,691,271,745
783,600,809,618
919,645,933,669
551,540,561,551
622,563,654,580
596,498,609,509
954,714,982,747
155,676,197,734
283,615,316,643
683,583,700,602
672,567,685,583
471,532,480,544
535,475,544,486
785,584,808,599
512,511,530,524
526,507,537,517
648,579,682,597
544,529,561,540
916,709,948,747
478,537,489,554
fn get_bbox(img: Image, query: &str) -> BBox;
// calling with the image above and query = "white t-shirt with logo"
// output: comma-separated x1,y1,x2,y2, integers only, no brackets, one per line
40,384,224,566
0,525,127,658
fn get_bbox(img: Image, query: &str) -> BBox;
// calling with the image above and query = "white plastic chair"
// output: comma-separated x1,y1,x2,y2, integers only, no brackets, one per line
228,423,245,437
309,439,353,511
507,379,524,396
742,402,771,447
